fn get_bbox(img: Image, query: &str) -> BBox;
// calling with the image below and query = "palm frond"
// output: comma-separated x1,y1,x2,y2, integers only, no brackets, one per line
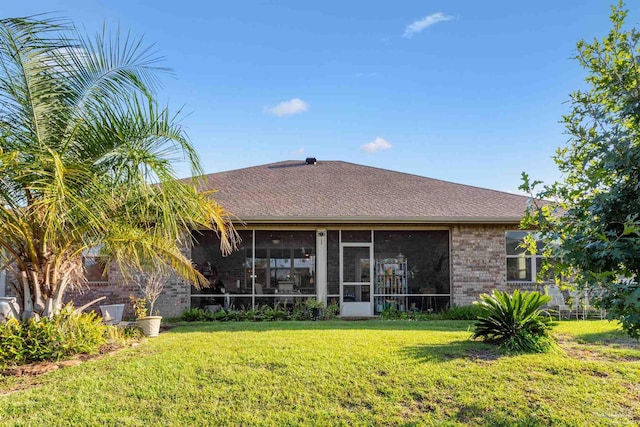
0,16,237,316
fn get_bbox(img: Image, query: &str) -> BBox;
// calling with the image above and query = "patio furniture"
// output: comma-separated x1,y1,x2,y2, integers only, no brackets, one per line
586,287,608,319
568,290,588,320
278,281,294,293
583,288,607,319
204,304,223,312
545,286,570,319
564,288,607,319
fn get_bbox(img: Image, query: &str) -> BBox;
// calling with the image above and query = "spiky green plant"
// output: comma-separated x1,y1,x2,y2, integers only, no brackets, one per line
0,16,238,319
472,290,556,353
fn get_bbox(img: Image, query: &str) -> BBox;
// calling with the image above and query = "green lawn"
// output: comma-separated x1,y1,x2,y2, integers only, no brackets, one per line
1,320,639,426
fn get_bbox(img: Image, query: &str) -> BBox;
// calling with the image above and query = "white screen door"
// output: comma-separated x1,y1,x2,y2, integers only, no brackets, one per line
340,244,373,317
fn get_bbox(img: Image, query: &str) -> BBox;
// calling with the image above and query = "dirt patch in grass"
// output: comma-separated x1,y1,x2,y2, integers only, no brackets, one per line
1,362,60,378
466,348,501,361
557,333,640,362
160,324,176,332
584,336,640,349
1,342,126,381
397,393,438,421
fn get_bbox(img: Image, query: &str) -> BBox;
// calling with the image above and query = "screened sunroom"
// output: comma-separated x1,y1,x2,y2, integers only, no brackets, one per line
190,228,451,316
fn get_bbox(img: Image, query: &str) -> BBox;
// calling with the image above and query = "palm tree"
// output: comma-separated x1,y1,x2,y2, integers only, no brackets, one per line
0,16,238,319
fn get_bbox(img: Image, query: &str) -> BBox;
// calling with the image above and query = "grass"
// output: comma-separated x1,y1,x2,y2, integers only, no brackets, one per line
0,320,639,426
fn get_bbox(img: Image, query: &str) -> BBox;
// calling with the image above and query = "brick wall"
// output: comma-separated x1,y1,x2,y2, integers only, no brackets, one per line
149,277,190,318
65,264,190,319
67,238,192,319
65,265,134,318
451,224,512,306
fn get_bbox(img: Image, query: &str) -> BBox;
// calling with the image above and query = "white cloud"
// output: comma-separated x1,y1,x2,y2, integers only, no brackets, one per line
291,147,305,155
263,98,309,116
403,12,453,38
361,137,393,153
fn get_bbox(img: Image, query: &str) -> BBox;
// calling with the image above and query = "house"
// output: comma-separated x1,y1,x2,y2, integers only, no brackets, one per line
62,159,541,318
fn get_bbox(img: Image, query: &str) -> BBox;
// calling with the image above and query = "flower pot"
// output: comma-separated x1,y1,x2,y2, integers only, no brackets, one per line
100,304,125,325
136,316,162,337
0,297,19,322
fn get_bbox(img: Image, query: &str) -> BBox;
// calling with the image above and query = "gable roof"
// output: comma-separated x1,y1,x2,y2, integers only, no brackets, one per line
197,160,530,224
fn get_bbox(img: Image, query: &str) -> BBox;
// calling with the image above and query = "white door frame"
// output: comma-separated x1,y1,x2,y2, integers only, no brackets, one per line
339,242,373,317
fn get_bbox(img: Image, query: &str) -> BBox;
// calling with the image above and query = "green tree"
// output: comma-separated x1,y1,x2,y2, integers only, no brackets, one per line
0,16,238,319
521,2,640,338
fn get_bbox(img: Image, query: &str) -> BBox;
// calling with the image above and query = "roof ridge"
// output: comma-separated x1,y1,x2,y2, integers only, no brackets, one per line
192,159,529,202
194,160,300,178
319,161,530,200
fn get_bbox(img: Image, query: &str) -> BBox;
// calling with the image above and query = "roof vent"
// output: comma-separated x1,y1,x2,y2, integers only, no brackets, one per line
305,157,317,165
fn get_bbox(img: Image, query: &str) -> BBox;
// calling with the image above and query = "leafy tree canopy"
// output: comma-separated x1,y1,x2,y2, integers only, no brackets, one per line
521,2,640,338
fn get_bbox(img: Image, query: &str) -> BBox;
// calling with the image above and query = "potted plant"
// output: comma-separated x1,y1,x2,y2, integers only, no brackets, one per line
130,269,167,337
303,298,325,320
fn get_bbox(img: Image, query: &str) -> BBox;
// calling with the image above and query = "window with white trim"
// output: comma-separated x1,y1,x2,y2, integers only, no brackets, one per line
506,231,545,282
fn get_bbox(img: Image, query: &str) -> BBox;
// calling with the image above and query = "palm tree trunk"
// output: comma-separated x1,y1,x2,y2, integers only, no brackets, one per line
49,275,69,316
43,298,54,318
29,269,45,314
20,271,33,320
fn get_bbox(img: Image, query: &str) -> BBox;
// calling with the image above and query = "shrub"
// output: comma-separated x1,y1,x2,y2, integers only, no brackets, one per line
106,325,143,345
379,305,480,321
261,303,290,321
472,290,556,353
380,306,408,320
182,299,338,322
206,309,229,321
0,306,108,368
225,310,246,322
54,306,107,355
0,318,59,365
291,299,324,321
409,311,437,321
182,308,208,322
322,303,340,320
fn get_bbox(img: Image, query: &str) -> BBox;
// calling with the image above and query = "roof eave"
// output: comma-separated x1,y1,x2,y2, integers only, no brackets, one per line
232,216,523,224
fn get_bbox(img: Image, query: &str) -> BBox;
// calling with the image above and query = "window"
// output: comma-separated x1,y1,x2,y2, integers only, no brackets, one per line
506,231,545,282
83,248,108,282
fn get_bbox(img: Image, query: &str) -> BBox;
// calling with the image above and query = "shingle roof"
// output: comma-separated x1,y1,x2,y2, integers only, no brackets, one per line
197,160,530,223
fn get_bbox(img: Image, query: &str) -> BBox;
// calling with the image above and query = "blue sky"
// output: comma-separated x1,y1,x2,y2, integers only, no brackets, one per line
3,1,639,193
